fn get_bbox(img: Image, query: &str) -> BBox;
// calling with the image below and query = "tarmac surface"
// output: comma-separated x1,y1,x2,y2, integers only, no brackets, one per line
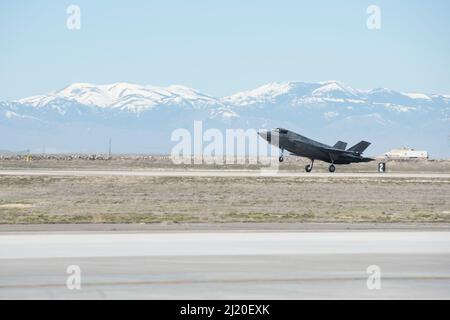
1,169,450,178
1,169,449,299
1,230,449,299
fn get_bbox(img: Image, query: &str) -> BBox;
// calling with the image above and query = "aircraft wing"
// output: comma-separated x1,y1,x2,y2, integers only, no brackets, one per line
288,143,346,158
308,144,352,156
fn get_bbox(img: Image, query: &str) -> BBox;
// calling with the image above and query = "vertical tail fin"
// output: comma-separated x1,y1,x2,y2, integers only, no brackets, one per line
333,141,348,150
348,141,371,153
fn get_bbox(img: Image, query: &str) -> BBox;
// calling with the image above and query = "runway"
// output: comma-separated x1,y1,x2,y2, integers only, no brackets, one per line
1,231,450,299
1,169,450,178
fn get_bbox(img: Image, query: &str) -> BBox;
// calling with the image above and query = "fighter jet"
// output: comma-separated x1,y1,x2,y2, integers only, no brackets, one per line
258,128,374,172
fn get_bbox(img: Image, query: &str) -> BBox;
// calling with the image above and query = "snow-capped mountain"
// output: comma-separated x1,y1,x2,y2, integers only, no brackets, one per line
1,81,449,157
223,81,363,106
18,82,221,112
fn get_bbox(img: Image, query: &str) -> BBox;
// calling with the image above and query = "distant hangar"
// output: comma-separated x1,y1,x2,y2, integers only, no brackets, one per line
385,147,428,159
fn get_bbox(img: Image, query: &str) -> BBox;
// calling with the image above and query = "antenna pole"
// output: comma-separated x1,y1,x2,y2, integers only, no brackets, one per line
108,137,112,159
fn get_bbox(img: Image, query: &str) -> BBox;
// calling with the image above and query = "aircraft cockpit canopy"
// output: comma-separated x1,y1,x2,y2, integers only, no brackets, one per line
275,128,288,134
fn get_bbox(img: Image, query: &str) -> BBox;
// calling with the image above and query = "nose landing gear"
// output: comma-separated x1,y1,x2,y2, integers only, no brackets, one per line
279,149,285,163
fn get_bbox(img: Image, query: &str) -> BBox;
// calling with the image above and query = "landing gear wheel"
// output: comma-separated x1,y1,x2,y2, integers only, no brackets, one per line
328,164,336,173
305,164,312,173
279,156,284,163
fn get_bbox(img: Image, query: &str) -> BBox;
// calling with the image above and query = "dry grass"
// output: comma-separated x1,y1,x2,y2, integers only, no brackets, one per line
0,175,449,224
1,156,450,173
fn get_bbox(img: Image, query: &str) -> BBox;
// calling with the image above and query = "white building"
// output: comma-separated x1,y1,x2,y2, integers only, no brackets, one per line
385,147,428,159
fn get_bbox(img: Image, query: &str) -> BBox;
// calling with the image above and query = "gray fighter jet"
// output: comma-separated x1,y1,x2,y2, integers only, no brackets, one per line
258,128,374,172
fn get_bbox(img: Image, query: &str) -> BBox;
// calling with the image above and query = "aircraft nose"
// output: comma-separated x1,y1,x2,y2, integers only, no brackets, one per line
258,130,271,142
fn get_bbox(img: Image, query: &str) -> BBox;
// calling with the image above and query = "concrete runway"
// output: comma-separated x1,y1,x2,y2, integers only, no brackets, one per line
1,169,450,178
1,231,449,299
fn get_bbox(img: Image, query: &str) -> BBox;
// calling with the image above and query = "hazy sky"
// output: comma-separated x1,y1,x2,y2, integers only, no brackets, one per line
1,0,449,100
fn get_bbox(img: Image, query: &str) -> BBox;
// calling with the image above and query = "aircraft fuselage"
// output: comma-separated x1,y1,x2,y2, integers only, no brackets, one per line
258,128,374,165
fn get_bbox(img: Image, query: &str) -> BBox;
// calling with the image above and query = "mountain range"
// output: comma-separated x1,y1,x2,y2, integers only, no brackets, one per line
1,81,449,157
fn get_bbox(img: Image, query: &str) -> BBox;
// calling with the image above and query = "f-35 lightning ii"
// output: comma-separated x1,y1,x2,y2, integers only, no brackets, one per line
258,128,374,172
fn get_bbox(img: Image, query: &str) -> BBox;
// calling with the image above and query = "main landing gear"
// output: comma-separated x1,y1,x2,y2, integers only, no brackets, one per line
328,153,336,173
305,159,314,172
